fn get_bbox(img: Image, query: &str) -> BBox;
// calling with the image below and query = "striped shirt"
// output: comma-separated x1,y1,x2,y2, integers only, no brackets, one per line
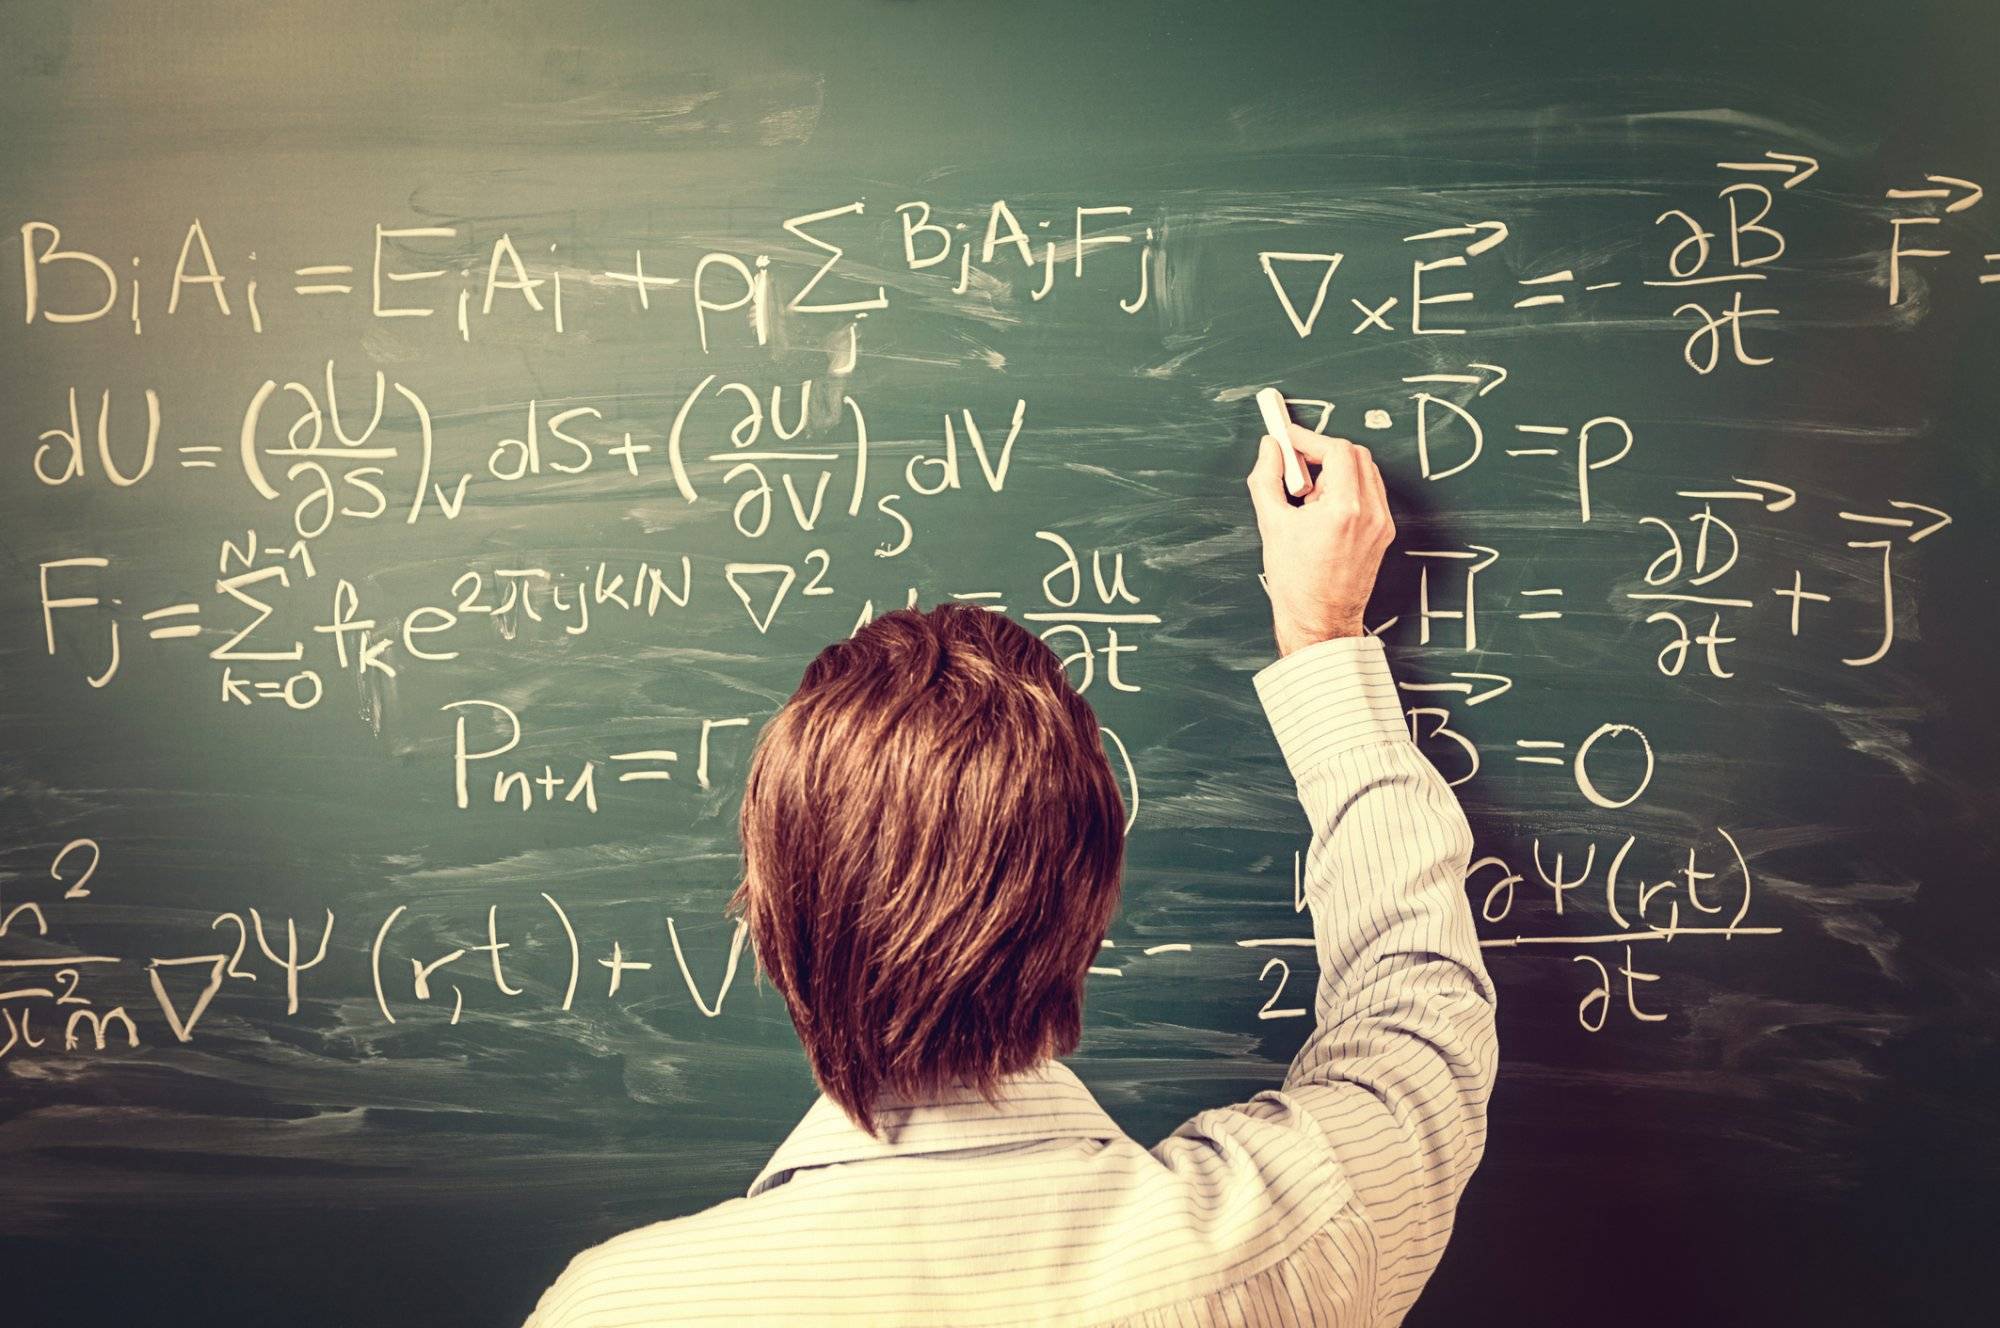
523,634,1498,1327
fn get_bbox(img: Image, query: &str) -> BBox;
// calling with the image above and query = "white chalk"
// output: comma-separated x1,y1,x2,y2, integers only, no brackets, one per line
1255,387,1309,497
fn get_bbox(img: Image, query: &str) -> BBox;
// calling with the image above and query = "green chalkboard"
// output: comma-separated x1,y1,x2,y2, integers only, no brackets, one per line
3,2,1995,1324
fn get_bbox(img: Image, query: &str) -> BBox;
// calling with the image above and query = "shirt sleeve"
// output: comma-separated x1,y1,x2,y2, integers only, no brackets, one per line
1248,633,1498,1322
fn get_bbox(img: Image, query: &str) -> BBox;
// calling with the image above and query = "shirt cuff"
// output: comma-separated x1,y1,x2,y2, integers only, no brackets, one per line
1251,635,1411,781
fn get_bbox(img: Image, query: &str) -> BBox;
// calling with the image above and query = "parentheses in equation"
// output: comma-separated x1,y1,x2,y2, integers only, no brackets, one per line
237,379,282,500
394,380,434,525
1604,834,1636,931
541,891,580,1011
843,392,869,517
1099,725,1138,835
371,903,407,1024
1717,826,1752,934
666,373,715,504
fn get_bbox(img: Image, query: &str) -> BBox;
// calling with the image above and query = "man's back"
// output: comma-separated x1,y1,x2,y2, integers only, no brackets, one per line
526,629,1498,1327
528,1065,1376,1326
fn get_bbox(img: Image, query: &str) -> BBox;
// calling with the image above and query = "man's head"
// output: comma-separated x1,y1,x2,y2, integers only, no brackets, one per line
728,603,1126,1135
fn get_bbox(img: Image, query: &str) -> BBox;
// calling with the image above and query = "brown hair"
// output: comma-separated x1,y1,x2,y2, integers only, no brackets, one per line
727,603,1126,1136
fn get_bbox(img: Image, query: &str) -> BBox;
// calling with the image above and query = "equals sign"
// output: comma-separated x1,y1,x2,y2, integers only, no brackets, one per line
178,445,222,469
1514,739,1566,766
1513,270,1573,309
293,264,355,296
1518,588,1564,620
950,591,1009,613
609,750,678,782
143,603,201,640
1507,424,1568,457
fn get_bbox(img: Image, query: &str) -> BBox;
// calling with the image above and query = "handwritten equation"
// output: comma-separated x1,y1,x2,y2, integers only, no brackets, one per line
1,821,1777,1060
7,150,1983,1051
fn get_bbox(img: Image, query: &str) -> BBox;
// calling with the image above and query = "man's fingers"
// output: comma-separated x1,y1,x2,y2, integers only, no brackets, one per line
1295,427,1361,508
1253,424,1383,526
1357,446,1395,541
1281,420,1357,468
1245,434,1289,519
1357,444,1383,509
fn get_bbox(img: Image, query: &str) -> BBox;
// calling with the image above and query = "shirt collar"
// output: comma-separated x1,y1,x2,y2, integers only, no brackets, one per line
748,1059,1123,1198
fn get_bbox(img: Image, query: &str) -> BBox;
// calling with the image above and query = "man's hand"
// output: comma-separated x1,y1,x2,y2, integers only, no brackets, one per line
1245,421,1395,657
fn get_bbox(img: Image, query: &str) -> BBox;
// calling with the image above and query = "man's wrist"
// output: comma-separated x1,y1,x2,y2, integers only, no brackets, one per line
1274,619,1365,657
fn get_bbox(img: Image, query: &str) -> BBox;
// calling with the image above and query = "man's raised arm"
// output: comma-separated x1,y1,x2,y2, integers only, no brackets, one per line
1245,421,1499,1321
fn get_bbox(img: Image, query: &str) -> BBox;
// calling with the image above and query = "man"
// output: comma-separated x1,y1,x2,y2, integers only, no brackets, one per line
524,422,1498,1326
